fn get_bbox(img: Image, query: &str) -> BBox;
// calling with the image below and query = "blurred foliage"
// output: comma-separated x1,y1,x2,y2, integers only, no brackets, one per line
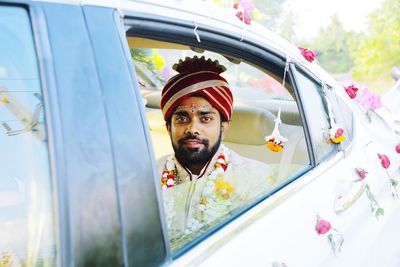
305,15,355,74
253,0,286,30
349,0,400,91
204,0,398,91
297,0,399,92
253,0,297,41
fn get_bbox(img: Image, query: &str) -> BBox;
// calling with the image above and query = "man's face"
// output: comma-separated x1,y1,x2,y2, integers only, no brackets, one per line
167,96,229,166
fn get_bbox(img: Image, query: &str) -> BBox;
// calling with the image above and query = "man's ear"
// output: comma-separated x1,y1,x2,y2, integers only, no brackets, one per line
166,122,172,136
221,121,230,139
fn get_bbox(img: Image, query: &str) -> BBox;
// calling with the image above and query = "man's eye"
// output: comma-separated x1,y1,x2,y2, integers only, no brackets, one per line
175,116,189,123
201,116,212,123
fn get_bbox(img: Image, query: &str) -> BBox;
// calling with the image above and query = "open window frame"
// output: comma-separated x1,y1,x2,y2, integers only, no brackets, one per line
124,13,317,258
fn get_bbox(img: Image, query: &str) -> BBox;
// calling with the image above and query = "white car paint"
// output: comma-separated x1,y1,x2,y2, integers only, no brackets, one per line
33,1,400,265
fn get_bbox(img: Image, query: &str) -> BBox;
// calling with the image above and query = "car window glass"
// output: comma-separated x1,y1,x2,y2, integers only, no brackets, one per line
293,69,336,163
325,87,353,148
127,36,310,255
0,6,56,265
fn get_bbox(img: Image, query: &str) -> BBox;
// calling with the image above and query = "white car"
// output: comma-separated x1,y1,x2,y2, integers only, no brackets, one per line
378,67,400,134
1,0,400,266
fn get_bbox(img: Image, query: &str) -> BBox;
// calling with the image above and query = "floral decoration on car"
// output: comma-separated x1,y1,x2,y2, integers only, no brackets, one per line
344,84,358,99
232,0,262,25
356,85,382,122
265,107,288,152
322,91,345,144
395,144,400,153
377,153,399,199
315,215,344,255
329,126,345,144
354,168,384,219
343,82,382,122
299,47,317,62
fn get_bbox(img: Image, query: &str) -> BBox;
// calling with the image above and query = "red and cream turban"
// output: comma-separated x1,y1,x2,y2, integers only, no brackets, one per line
161,56,233,122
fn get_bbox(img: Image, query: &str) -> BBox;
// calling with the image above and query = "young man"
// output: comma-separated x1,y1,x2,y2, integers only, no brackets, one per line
159,56,272,248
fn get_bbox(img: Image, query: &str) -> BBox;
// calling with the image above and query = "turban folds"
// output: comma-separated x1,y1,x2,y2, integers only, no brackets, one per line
161,56,233,122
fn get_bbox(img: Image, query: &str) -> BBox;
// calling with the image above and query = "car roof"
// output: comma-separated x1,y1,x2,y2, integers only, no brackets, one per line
33,0,339,88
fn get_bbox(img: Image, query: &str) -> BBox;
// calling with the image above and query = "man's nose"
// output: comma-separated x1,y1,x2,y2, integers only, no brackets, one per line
185,120,200,136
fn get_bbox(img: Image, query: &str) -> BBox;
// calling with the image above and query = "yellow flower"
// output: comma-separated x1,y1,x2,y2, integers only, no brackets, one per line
1,97,8,104
266,140,283,152
331,134,345,144
150,49,165,70
215,180,233,199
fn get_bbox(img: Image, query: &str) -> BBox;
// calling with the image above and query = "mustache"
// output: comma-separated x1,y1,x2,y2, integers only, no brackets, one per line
178,134,209,145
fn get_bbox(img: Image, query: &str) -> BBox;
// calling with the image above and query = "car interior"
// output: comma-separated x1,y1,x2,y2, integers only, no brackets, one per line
127,36,310,189
125,35,314,253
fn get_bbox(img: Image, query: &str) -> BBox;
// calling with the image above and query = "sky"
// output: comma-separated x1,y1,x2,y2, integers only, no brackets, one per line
285,0,382,40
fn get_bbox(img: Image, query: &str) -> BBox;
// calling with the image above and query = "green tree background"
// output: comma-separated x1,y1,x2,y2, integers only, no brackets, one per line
249,0,399,93
349,0,400,91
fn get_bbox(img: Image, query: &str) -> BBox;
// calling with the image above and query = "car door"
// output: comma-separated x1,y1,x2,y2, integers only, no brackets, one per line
0,1,169,266
121,3,400,267
121,6,345,266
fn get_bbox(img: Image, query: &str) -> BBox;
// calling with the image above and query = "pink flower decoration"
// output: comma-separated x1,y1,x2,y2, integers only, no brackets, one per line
396,144,400,153
334,128,344,138
315,218,331,235
237,0,255,13
344,84,359,99
299,47,317,62
235,10,251,25
378,153,391,169
355,88,382,110
355,168,367,180
233,2,252,25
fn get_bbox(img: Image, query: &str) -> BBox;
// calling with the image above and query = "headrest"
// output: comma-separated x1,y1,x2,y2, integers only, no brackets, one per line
225,105,276,145
144,91,162,109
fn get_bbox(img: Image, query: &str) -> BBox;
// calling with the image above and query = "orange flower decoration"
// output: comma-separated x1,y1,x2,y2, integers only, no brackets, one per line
266,139,284,152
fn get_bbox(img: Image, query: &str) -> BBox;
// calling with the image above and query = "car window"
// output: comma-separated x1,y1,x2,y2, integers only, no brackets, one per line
293,68,336,163
0,6,56,266
126,35,311,255
325,86,354,149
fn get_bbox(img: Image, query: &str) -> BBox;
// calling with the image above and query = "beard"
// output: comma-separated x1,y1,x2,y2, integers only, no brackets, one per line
173,131,222,167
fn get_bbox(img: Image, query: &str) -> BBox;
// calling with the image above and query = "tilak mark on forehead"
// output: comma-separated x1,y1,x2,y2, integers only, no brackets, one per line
174,104,216,114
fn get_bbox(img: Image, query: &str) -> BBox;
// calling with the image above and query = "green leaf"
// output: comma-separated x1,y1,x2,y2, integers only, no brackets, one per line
375,208,385,218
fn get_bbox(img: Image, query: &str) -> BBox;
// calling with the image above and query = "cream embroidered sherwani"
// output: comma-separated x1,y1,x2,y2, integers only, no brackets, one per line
158,145,273,250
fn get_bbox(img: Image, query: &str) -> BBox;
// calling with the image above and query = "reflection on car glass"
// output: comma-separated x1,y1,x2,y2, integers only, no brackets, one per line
0,5,56,266
0,88,45,141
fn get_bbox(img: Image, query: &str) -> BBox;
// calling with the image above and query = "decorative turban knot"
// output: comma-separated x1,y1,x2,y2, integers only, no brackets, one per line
161,56,233,122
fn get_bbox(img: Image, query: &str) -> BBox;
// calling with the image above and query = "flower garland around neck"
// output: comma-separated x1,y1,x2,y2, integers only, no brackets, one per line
161,145,231,231
161,145,230,190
